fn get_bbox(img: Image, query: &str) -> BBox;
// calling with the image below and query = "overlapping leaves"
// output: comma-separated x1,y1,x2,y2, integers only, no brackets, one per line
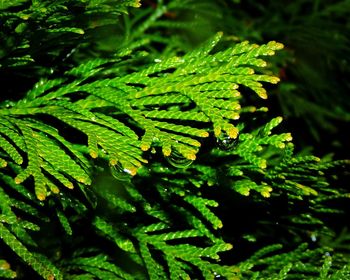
0,32,283,201
1,1,349,280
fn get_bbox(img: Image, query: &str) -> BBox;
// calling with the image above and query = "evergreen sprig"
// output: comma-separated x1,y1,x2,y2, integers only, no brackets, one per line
1,1,349,279
0,30,283,201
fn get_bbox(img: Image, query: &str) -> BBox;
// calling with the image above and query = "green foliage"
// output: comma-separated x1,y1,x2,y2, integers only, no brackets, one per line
213,0,350,143
0,258,17,278
0,0,349,279
238,243,350,279
0,27,283,200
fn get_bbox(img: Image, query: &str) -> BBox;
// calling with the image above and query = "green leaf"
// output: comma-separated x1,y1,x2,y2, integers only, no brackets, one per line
0,222,62,280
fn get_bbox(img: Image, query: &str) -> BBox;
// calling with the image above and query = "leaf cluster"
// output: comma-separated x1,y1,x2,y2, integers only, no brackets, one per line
0,1,349,280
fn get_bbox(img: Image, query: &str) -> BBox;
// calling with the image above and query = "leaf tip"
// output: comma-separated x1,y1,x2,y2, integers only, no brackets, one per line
14,177,22,184
141,143,151,151
90,151,98,158
37,193,46,201
186,153,196,161
259,160,267,169
261,191,271,198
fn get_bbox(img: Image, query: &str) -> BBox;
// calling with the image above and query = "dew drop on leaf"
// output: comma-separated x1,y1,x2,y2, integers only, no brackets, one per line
110,163,132,182
310,232,317,242
165,150,193,168
216,132,239,151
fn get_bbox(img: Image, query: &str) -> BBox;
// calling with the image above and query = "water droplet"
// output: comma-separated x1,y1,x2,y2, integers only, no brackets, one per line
123,168,134,175
110,163,132,182
154,58,162,63
165,150,193,168
310,233,317,242
216,132,239,151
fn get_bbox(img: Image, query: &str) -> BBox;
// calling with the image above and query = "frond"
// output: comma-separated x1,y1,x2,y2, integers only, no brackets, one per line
0,258,17,279
239,243,350,279
0,222,62,280
1,1,349,279
0,32,283,201
134,222,234,280
63,254,134,280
